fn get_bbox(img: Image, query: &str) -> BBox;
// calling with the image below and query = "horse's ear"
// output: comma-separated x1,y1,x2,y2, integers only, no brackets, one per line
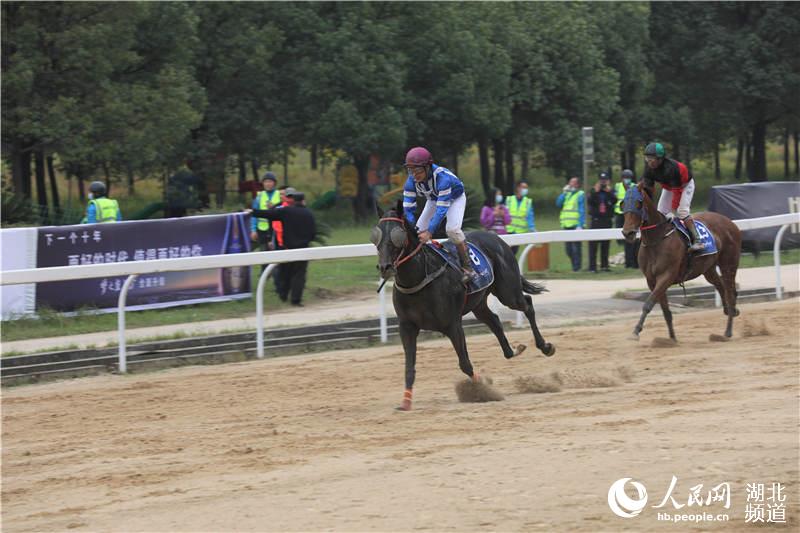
376,203,384,219
395,198,403,216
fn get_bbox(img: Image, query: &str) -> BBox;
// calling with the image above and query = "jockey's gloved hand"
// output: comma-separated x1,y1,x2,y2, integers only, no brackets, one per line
665,212,676,221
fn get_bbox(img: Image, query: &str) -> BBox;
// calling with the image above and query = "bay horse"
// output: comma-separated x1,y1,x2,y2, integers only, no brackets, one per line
621,182,742,341
372,201,555,411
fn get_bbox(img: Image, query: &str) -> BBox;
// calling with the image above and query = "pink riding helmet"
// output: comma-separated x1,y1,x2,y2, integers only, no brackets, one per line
404,147,433,167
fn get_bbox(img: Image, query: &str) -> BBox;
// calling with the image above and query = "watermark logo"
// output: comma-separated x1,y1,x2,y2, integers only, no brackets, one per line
608,478,648,518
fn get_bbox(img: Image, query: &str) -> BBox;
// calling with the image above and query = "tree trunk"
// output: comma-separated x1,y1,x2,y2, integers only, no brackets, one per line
77,168,86,203
103,162,112,196
126,163,135,195
46,153,61,218
521,150,529,181
794,130,799,178
504,131,515,194
744,136,752,180
685,146,692,175
620,150,627,171
237,155,247,184
714,143,721,180
34,149,48,221
352,154,371,222
478,135,491,197
21,145,33,199
750,121,767,182
734,136,744,180
310,144,318,170
251,159,260,180
283,148,289,186
10,140,26,196
626,143,637,177
491,138,505,194
783,128,790,179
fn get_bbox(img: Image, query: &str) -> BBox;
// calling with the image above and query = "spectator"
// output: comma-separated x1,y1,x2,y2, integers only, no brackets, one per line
480,188,511,235
505,180,536,256
615,169,639,268
587,172,617,272
250,172,281,255
556,176,585,272
82,181,121,224
250,189,316,306
271,186,296,297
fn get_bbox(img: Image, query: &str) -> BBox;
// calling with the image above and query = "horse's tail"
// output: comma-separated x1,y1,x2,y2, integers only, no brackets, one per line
521,277,548,295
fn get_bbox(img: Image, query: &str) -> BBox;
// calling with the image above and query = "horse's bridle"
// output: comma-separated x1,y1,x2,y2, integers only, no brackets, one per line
378,217,424,268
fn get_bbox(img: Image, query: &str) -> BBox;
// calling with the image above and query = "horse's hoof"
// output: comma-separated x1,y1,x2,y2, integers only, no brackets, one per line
543,343,555,357
628,333,640,341
513,344,527,357
395,402,412,412
709,333,730,342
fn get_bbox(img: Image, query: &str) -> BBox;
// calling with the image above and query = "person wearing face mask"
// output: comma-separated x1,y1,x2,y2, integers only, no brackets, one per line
480,187,511,235
615,169,639,268
82,181,122,224
505,180,536,256
556,176,585,272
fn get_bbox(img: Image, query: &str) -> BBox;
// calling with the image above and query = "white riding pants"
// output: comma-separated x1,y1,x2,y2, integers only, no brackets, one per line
657,179,695,219
416,193,467,243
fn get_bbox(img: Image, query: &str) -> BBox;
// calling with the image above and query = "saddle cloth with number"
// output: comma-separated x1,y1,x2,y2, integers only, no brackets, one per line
426,241,494,294
673,219,718,256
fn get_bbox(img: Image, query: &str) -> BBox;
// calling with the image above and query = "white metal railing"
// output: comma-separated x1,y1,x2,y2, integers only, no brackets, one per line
2,212,798,372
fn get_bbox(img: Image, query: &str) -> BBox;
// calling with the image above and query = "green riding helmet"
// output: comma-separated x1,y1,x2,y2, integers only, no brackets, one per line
644,142,665,158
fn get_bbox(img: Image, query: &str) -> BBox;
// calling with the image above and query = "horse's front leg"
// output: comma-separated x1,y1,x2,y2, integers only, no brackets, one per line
631,275,672,341
659,293,676,340
446,321,478,382
398,320,420,411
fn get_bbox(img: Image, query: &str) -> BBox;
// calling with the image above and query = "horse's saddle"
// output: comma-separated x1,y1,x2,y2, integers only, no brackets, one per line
426,241,494,294
672,219,718,256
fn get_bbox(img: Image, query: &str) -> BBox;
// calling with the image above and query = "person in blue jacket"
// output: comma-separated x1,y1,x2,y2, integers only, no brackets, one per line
82,181,122,224
402,146,477,283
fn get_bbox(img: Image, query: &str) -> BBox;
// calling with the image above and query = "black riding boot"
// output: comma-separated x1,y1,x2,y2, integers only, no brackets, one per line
455,241,478,284
684,217,705,252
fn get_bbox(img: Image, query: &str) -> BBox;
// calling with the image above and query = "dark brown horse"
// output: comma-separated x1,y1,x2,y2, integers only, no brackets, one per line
621,182,742,341
372,201,555,411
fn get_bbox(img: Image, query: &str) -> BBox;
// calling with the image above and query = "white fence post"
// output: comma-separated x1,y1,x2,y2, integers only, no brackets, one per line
516,244,535,327
117,274,139,373
774,224,790,300
256,264,277,359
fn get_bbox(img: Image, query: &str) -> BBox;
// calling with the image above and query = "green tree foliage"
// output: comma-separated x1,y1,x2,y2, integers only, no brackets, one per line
3,1,799,226
2,2,204,202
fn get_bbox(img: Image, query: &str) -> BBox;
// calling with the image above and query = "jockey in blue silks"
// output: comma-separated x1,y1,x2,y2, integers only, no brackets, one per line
401,146,477,284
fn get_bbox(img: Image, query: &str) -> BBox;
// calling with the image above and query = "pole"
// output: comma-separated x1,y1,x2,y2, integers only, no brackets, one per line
256,264,277,358
117,274,139,374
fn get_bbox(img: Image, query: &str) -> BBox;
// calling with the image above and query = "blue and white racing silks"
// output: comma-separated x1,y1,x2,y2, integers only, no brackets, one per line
402,164,465,233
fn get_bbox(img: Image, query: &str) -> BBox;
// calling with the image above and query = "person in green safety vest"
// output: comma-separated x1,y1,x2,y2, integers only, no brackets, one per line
505,180,536,256
615,169,639,268
82,181,122,224
250,172,281,252
556,176,585,272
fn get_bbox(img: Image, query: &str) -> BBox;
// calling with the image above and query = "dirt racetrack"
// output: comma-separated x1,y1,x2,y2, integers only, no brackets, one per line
3,299,799,532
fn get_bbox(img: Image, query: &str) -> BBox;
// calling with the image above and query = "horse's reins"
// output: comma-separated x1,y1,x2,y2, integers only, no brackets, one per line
377,216,447,295
378,217,424,268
